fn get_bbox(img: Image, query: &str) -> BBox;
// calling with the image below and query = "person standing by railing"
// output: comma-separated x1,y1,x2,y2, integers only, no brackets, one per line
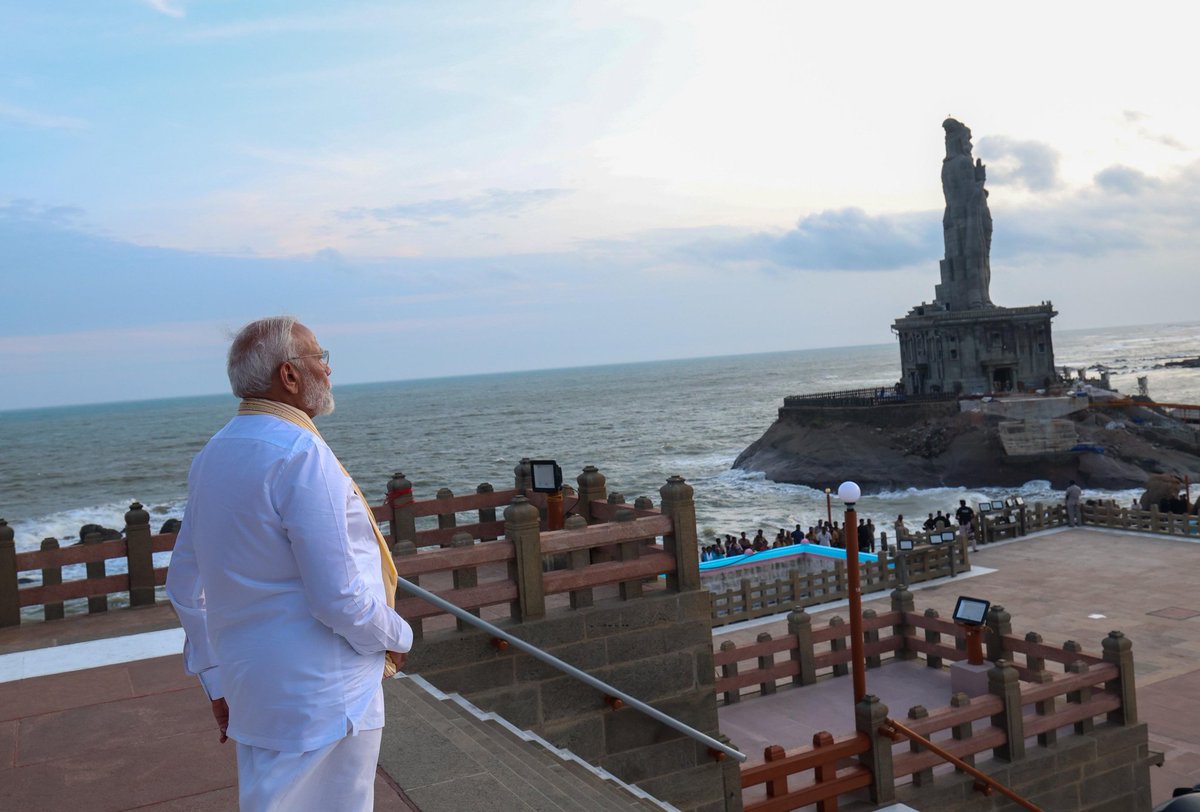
166,316,413,812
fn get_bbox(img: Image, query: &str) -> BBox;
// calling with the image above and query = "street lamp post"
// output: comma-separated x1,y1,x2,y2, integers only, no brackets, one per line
825,487,832,529
838,480,867,703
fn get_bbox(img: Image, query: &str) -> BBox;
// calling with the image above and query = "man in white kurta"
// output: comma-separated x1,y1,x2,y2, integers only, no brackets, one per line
167,317,412,811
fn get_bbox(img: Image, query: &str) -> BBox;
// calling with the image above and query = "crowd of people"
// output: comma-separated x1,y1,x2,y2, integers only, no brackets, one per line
699,517,887,561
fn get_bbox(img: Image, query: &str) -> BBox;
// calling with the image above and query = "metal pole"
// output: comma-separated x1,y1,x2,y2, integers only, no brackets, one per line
844,506,867,703
394,575,746,762
825,488,832,528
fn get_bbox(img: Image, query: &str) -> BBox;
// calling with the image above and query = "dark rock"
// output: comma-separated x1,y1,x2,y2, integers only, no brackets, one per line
159,518,182,534
79,523,123,542
1164,358,1200,369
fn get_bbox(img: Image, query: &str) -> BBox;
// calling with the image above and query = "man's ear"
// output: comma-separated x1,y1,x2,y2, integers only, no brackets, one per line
279,361,301,393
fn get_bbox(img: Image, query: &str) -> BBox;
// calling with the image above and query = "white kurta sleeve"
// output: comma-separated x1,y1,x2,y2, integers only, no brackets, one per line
165,518,224,700
275,442,412,656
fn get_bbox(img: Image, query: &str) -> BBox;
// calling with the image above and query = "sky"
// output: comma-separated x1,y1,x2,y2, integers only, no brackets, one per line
2,1,1198,410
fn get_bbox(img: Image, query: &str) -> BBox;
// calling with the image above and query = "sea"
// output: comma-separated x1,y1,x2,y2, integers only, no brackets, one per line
2,321,1198,566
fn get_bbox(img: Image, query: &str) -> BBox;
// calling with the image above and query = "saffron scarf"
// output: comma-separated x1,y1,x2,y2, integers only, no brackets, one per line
238,398,401,677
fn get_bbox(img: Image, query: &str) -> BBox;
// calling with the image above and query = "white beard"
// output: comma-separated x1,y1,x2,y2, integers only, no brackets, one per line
301,368,335,416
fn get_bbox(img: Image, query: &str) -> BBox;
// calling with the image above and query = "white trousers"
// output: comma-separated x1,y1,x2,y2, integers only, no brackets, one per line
236,727,382,812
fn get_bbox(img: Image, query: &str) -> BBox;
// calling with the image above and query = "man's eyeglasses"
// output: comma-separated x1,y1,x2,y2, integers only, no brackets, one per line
288,350,330,366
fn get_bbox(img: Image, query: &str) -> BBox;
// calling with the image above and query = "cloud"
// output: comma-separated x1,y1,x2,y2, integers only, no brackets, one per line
977,136,1061,191
335,188,571,227
1121,109,1189,151
0,102,88,131
1094,165,1160,196
680,208,940,272
144,0,185,18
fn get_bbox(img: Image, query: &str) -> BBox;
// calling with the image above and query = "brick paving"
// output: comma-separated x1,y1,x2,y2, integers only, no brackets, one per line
1,526,1198,809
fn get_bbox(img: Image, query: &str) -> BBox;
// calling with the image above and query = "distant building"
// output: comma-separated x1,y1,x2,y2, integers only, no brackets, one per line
893,118,1058,395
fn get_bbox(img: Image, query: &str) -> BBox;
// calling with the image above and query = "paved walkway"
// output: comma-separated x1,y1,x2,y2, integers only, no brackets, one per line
1,527,1198,809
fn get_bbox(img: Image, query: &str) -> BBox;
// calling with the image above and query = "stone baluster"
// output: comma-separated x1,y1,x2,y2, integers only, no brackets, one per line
0,519,17,627
1102,630,1137,725
719,640,739,705
83,529,107,614
829,616,848,677
891,586,916,660
450,532,478,632
1067,660,1093,734
988,660,1025,761
907,705,933,786
575,465,606,524
387,472,416,549
856,695,895,804
950,692,974,765
863,608,881,668
436,488,456,542
513,458,532,491
924,608,942,669
788,607,816,685
563,515,593,609
659,476,700,592
505,496,544,621
756,632,777,695
41,538,64,621
476,482,498,541
615,508,641,600
124,502,155,607
985,604,1012,662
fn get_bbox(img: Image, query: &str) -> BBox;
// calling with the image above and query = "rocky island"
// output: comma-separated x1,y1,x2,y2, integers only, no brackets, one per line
735,118,1200,491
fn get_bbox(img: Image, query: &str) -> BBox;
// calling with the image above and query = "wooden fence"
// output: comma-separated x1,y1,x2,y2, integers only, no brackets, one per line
709,539,969,627
725,588,1140,809
0,468,698,629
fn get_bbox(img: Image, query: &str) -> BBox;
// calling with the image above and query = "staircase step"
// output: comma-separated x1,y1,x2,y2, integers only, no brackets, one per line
388,675,675,811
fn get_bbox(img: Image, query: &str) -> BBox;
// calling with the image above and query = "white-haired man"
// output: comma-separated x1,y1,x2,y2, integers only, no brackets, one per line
167,316,412,811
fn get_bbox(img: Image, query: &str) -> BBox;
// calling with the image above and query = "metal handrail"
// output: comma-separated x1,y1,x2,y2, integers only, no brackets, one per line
395,576,747,762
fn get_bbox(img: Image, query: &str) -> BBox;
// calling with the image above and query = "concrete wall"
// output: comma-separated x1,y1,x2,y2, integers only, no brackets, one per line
403,589,742,812
962,396,1087,421
892,722,1153,811
778,399,959,428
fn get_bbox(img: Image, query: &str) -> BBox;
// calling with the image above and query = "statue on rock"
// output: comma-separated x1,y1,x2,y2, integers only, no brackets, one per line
936,117,993,311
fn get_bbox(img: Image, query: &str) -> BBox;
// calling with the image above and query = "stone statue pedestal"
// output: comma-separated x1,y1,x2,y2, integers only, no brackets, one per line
950,660,990,697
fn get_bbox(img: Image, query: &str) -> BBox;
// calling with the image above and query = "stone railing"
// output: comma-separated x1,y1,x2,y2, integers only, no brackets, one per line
708,538,968,627
0,465,698,629
719,589,1149,810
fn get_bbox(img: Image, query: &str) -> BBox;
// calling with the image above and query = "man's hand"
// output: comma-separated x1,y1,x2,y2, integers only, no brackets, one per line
388,651,408,671
211,698,229,743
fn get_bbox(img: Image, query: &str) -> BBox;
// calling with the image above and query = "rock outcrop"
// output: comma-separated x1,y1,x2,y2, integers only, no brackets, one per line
734,400,1200,491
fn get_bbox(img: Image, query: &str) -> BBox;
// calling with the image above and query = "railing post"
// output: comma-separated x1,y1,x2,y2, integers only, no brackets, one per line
387,472,416,547
757,632,777,695
788,607,816,685
720,640,739,705
1062,639,1083,672
0,519,18,627
988,659,1025,761
1067,660,1094,734
575,465,606,524
1102,630,1137,725
124,502,155,607
615,508,642,601
985,603,1011,661
436,487,457,540
633,495,654,512
41,538,64,621
1024,631,1045,673
450,532,479,632
891,586,916,660
476,482,498,541
83,529,108,614
563,515,593,609
907,705,933,786
659,475,700,592
950,692,975,766
1032,670,1057,747
393,540,422,640
863,608,881,668
505,496,544,621
762,744,788,800
924,608,943,669
513,458,533,491
829,616,848,677
856,694,895,804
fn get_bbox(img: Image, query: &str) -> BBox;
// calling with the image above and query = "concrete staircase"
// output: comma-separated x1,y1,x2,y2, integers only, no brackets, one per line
380,673,675,811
